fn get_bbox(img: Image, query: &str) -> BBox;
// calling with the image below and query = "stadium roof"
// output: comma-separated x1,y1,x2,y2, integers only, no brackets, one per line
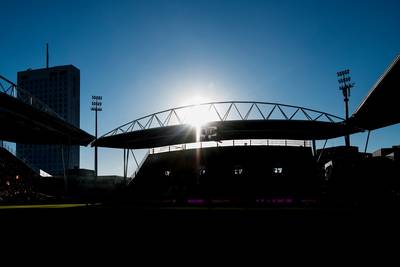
93,120,361,149
93,101,363,149
0,76,94,145
349,55,400,130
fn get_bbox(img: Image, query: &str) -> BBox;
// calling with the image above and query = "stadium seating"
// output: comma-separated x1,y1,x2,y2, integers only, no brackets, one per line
0,147,38,202
127,145,321,206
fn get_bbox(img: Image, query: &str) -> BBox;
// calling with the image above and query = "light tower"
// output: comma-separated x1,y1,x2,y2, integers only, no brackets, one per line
337,69,355,147
91,95,102,177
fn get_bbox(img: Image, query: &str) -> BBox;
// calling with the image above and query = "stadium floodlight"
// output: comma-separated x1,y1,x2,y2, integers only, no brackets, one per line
337,69,355,147
91,95,103,177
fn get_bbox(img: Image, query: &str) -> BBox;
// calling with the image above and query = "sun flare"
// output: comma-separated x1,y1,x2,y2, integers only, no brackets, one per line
181,95,210,106
179,95,215,142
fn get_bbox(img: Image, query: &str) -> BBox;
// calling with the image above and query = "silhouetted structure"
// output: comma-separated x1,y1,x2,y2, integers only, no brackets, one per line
96,55,400,208
91,95,102,177
127,145,320,206
16,65,81,175
0,75,93,145
0,147,38,202
1,55,399,209
318,145,400,207
337,69,355,146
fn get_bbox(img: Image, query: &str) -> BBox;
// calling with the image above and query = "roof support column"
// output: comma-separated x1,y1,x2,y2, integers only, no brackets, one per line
312,140,317,157
364,130,371,153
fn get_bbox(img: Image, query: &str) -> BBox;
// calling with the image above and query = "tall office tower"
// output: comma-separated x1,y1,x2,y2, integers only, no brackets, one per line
16,65,80,175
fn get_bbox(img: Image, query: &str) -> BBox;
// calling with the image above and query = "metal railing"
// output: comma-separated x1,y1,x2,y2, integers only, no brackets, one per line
0,74,63,120
0,142,40,174
150,139,312,154
129,149,150,181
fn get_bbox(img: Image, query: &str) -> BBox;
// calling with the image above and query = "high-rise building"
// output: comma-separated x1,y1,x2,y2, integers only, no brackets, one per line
16,65,80,175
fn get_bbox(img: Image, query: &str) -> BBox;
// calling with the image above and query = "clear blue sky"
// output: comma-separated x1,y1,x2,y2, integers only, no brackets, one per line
1,0,399,175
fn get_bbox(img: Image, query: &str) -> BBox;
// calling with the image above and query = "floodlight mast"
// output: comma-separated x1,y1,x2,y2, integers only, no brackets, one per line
337,69,355,147
91,95,102,177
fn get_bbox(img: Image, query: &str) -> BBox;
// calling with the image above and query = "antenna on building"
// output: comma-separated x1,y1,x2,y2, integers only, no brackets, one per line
46,43,49,69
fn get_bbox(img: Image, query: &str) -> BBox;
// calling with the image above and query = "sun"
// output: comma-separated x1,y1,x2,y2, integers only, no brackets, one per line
180,95,214,142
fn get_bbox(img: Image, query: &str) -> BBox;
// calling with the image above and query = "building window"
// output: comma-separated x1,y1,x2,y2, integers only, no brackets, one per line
234,166,243,175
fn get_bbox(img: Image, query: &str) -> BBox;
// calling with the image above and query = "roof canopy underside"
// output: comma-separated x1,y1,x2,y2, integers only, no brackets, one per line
350,55,400,130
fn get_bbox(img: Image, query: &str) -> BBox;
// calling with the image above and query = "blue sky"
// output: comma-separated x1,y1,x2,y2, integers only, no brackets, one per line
1,0,399,175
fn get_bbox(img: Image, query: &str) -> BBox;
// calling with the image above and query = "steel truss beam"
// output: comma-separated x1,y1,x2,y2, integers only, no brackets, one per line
100,101,344,139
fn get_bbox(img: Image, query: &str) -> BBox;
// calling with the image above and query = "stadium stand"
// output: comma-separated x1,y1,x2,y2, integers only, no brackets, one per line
127,145,321,207
318,146,400,207
0,146,38,202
